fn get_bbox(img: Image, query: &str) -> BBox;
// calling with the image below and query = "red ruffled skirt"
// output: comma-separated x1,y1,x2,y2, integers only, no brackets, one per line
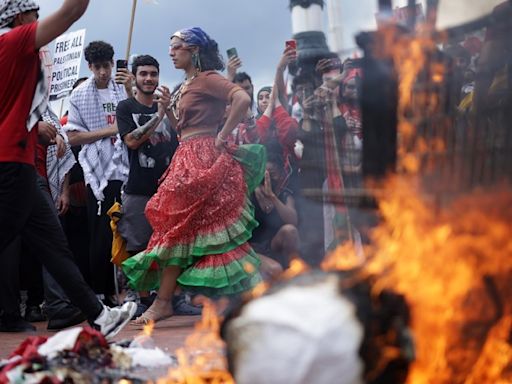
122,136,266,296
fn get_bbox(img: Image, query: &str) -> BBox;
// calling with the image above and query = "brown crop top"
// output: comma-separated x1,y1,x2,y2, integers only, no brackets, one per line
171,70,243,134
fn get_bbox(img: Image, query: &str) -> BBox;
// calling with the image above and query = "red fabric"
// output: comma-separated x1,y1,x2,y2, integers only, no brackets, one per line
0,23,40,165
8,336,48,359
323,111,347,214
343,68,363,84
0,336,48,383
193,243,253,269
146,136,247,248
253,106,298,150
240,106,298,179
35,144,48,179
71,327,108,353
60,115,68,126
339,104,363,139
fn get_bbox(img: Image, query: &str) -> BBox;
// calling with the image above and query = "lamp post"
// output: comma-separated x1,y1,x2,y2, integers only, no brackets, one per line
289,0,331,73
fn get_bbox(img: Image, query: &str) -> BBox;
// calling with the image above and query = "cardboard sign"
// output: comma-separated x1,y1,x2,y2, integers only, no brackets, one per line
49,29,86,101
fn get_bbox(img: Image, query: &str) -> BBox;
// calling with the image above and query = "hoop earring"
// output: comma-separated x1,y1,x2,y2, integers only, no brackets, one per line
192,52,202,72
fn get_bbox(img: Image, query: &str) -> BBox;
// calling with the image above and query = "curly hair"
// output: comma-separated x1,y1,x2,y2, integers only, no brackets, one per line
198,37,225,72
84,41,114,64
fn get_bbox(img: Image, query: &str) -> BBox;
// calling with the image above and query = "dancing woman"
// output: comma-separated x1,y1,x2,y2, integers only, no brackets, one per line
122,27,266,324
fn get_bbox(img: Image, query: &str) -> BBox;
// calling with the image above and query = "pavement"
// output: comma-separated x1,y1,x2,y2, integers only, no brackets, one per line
0,315,199,360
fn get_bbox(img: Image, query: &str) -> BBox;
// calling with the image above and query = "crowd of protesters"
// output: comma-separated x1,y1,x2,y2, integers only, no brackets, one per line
2,0,509,333
0,0,368,331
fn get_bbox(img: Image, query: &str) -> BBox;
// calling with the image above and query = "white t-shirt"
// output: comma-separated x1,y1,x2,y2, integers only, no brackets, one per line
97,88,124,181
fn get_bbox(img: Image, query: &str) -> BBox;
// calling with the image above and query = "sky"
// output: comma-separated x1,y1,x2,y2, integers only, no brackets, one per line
39,0,498,114
40,0,380,109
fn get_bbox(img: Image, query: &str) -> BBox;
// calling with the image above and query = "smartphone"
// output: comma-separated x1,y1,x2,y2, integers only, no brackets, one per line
116,59,128,69
285,39,297,50
226,47,238,59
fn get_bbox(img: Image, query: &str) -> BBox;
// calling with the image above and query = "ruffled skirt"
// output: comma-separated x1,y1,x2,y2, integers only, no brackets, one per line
122,136,266,296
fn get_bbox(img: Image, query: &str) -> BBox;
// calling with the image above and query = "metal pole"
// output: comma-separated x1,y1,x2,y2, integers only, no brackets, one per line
125,0,138,61
426,0,439,30
407,0,417,30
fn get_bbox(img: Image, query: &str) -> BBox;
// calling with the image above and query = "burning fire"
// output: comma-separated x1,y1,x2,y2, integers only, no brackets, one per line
366,178,512,383
280,257,310,280
158,300,234,384
324,177,512,383
143,319,155,336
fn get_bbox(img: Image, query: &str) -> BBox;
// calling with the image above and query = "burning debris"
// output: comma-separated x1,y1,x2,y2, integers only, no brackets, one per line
157,300,235,384
221,271,412,384
363,179,512,383
0,326,173,383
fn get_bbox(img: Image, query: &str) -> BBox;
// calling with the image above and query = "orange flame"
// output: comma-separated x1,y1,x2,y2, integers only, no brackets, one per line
280,257,309,280
157,300,235,384
364,178,512,383
143,319,155,337
321,241,365,271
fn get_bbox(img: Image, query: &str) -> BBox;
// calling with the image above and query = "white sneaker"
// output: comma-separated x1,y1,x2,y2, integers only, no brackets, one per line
93,302,137,339
123,289,139,304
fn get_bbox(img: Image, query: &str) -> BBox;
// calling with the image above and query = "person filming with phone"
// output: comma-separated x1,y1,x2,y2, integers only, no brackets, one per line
239,42,299,191
65,41,132,307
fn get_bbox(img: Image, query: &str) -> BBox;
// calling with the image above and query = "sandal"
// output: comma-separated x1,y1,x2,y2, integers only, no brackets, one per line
131,296,173,325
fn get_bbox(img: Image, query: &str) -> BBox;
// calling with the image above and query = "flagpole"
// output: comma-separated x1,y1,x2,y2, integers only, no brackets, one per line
125,0,138,61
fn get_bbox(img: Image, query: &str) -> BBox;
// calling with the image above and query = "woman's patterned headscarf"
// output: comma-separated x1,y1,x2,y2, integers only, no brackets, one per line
0,0,39,29
171,27,210,48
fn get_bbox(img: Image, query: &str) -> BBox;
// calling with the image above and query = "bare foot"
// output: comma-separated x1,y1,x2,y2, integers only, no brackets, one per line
132,297,173,325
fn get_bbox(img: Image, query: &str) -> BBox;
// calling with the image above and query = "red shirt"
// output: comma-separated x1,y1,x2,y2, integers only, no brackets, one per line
35,144,48,179
0,23,40,165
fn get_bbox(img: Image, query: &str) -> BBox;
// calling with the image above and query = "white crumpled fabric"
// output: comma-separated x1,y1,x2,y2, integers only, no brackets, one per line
38,327,84,358
225,274,364,384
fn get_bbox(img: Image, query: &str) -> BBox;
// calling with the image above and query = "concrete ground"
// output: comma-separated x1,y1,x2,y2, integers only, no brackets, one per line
0,315,198,359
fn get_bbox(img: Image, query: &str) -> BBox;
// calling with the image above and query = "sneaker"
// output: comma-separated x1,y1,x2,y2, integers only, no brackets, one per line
47,306,87,331
0,313,36,332
172,294,202,316
92,302,137,339
131,302,148,320
24,305,47,322
123,289,139,303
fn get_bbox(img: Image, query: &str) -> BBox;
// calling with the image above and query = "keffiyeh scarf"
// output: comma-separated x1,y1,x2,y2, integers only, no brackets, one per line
0,0,39,28
41,107,76,207
64,77,129,208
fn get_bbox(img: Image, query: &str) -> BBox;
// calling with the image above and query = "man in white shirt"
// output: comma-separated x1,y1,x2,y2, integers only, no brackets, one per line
66,40,132,306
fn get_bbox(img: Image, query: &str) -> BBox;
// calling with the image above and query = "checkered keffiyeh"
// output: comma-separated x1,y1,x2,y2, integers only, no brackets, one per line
41,107,76,207
64,77,129,204
0,0,39,28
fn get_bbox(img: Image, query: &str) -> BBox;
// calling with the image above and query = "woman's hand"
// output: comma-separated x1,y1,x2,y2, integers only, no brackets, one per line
255,185,274,213
261,171,276,200
227,56,242,81
278,46,296,71
215,132,228,149
156,85,171,118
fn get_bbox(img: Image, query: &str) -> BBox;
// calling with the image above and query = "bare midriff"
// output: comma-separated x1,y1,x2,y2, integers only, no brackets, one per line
180,127,217,141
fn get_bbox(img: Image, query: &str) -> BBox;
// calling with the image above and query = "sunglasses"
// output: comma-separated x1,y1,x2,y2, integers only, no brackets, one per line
169,43,190,52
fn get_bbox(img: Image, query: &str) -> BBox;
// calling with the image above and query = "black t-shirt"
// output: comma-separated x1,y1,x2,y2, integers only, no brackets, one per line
117,97,178,196
251,187,293,245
